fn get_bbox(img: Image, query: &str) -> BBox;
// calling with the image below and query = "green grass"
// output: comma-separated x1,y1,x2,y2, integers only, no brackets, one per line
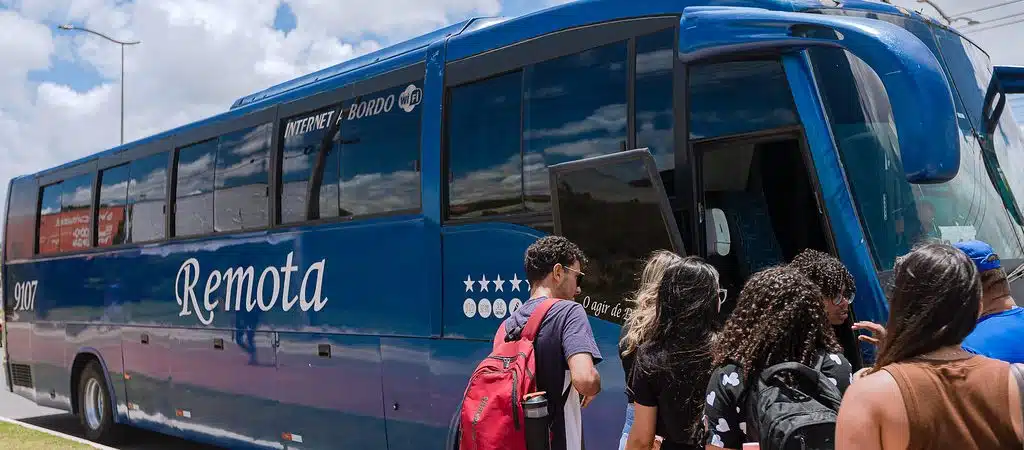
0,422,94,449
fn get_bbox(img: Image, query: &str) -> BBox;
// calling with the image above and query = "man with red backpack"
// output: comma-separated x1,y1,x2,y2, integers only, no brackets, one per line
459,236,602,450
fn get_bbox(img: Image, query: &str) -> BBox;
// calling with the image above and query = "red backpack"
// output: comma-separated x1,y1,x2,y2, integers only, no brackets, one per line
458,297,560,450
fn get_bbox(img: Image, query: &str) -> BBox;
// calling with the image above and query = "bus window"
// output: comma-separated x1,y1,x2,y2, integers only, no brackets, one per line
447,71,525,219
337,81,423,217
523,40,629,212
550,151,679,324
59,174,94,252
37,183,63,255
808,47,1024,271
635,28,676,194
174,139,217,237
127,151,168,243
97,164,130,247
215,123,271,232
689,60,799,140
280,104,344,224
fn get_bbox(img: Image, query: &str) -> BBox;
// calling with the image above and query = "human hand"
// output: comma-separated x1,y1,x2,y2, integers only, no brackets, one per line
851,321,886,346
581,394,594,408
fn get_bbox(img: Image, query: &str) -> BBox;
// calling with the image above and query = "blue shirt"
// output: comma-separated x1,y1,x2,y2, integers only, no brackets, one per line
962,306,1024,364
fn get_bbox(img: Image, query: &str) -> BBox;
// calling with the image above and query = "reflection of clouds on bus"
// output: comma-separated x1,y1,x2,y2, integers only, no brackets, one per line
523,103,626,140
176,153,216,196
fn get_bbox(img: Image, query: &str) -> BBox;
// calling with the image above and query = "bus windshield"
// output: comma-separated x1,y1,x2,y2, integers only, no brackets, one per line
808,47,1024,272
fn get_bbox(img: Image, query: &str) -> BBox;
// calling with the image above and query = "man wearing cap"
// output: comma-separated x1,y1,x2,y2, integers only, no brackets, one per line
955,240,1024,364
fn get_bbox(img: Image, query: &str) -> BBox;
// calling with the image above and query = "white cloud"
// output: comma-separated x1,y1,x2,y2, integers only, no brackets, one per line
0,0,523,233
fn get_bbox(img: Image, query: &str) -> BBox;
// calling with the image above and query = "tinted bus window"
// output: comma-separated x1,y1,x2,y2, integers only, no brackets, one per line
175,139,217,237
635,28,676,192
338,81,422,216
98,164,130,247
523,40,628,211
38,183,63,255
6,178,38,260
280,104,344,224
215,123,271,231
128,152,168,243
60,173,94,252
689,60,799,139
447,71,525,219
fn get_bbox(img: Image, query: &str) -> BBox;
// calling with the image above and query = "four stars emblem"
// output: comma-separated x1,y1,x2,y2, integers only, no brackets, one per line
464,273,529,292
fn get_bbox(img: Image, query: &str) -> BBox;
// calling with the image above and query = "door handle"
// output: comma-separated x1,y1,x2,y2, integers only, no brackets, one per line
214,338,224,350
141,334,149,344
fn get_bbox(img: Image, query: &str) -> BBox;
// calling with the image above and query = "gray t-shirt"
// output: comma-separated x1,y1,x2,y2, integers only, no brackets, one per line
501,296,603,450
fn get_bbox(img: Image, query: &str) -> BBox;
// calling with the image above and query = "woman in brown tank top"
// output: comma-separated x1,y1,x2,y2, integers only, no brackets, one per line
835,242,1023,450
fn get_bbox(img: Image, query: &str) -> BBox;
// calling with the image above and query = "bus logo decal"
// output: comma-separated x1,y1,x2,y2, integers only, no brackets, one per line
399,84,422,113
175,252,328,325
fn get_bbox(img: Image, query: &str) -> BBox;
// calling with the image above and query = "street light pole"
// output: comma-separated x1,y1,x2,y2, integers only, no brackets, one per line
57,24,140,145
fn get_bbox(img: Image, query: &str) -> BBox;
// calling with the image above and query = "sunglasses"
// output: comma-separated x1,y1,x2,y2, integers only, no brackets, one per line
562,265,585,284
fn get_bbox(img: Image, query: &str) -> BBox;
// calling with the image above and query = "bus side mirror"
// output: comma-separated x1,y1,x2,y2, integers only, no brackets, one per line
994,66,1024,94
679,6,960,184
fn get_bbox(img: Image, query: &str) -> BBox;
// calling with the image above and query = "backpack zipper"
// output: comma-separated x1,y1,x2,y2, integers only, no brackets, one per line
512,370,520,430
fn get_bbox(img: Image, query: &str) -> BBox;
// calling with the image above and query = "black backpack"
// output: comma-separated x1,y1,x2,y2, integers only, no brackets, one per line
744,357,843,450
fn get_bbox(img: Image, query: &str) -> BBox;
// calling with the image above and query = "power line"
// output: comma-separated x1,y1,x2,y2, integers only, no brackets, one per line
952,0,1024,18
966,15,1024,33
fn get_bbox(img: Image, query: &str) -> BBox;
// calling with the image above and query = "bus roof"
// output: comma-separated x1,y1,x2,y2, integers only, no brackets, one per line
19,0,949,182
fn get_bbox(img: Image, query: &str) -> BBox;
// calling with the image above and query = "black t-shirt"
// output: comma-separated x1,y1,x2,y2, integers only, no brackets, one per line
702,350,853,448
618,322,637,402
629,350,708,450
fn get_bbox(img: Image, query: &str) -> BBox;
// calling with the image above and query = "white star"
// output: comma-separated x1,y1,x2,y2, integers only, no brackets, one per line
464,275,474,292
510,274,523,292
494,274,505,292
478,274,490,292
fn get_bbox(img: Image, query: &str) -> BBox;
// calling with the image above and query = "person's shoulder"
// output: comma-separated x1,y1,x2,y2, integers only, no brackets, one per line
846,368,900,404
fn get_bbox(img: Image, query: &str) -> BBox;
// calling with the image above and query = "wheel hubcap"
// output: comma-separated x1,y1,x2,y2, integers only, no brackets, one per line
84,378,104,430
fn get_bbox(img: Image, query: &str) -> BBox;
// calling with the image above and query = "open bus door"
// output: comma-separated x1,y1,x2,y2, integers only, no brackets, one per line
674,6,961,365
547,148,685,325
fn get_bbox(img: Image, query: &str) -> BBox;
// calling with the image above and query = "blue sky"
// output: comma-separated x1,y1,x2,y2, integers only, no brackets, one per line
0,0,1023,224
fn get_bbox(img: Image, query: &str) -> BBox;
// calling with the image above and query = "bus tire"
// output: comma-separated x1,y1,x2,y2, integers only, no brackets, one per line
77,360,123,445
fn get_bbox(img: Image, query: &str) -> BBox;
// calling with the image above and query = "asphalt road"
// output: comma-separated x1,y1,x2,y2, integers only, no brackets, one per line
0,367,221,450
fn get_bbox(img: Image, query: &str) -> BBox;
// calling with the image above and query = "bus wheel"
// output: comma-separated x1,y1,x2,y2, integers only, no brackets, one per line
77,360,123,444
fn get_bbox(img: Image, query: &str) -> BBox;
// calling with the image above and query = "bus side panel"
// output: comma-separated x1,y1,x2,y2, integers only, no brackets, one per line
4,262,44,404
379,337,492,450
275,333,387,449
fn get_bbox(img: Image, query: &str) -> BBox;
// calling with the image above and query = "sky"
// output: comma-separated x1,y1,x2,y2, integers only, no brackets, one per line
1,0,1023,224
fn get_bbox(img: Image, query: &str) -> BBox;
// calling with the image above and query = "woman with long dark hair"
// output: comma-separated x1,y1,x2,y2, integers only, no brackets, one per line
624,256,722,450
835,242,1023,449
703,266,852,450
618,250,684,450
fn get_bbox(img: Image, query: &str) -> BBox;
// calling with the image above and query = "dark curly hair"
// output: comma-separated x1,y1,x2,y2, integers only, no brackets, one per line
789,249,856,301
524,236,589,284
870,242,980,373
712,266,842,383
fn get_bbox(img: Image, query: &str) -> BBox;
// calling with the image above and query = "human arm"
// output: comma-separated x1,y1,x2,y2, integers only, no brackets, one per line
836,369,907,450
562,303,603,398
625,403,658,450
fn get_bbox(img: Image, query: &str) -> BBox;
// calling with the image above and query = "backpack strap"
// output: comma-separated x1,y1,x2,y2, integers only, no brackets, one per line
520,297,561,341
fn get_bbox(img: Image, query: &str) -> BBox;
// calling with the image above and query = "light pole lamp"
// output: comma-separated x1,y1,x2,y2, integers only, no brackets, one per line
57,24,140,145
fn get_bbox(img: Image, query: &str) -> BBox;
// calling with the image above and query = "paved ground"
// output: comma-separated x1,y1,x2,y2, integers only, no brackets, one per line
0,368,220,450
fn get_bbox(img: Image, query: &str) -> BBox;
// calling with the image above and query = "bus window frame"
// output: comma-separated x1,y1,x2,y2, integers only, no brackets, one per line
441,15,680,226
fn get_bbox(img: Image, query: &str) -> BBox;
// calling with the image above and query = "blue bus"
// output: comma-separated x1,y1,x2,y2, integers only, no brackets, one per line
5,1,1024,448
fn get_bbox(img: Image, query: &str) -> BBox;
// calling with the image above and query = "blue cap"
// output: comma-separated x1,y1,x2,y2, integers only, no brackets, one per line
953,240,1001,272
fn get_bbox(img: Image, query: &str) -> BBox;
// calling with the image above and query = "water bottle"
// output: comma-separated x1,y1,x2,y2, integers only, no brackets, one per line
522,392,551,450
